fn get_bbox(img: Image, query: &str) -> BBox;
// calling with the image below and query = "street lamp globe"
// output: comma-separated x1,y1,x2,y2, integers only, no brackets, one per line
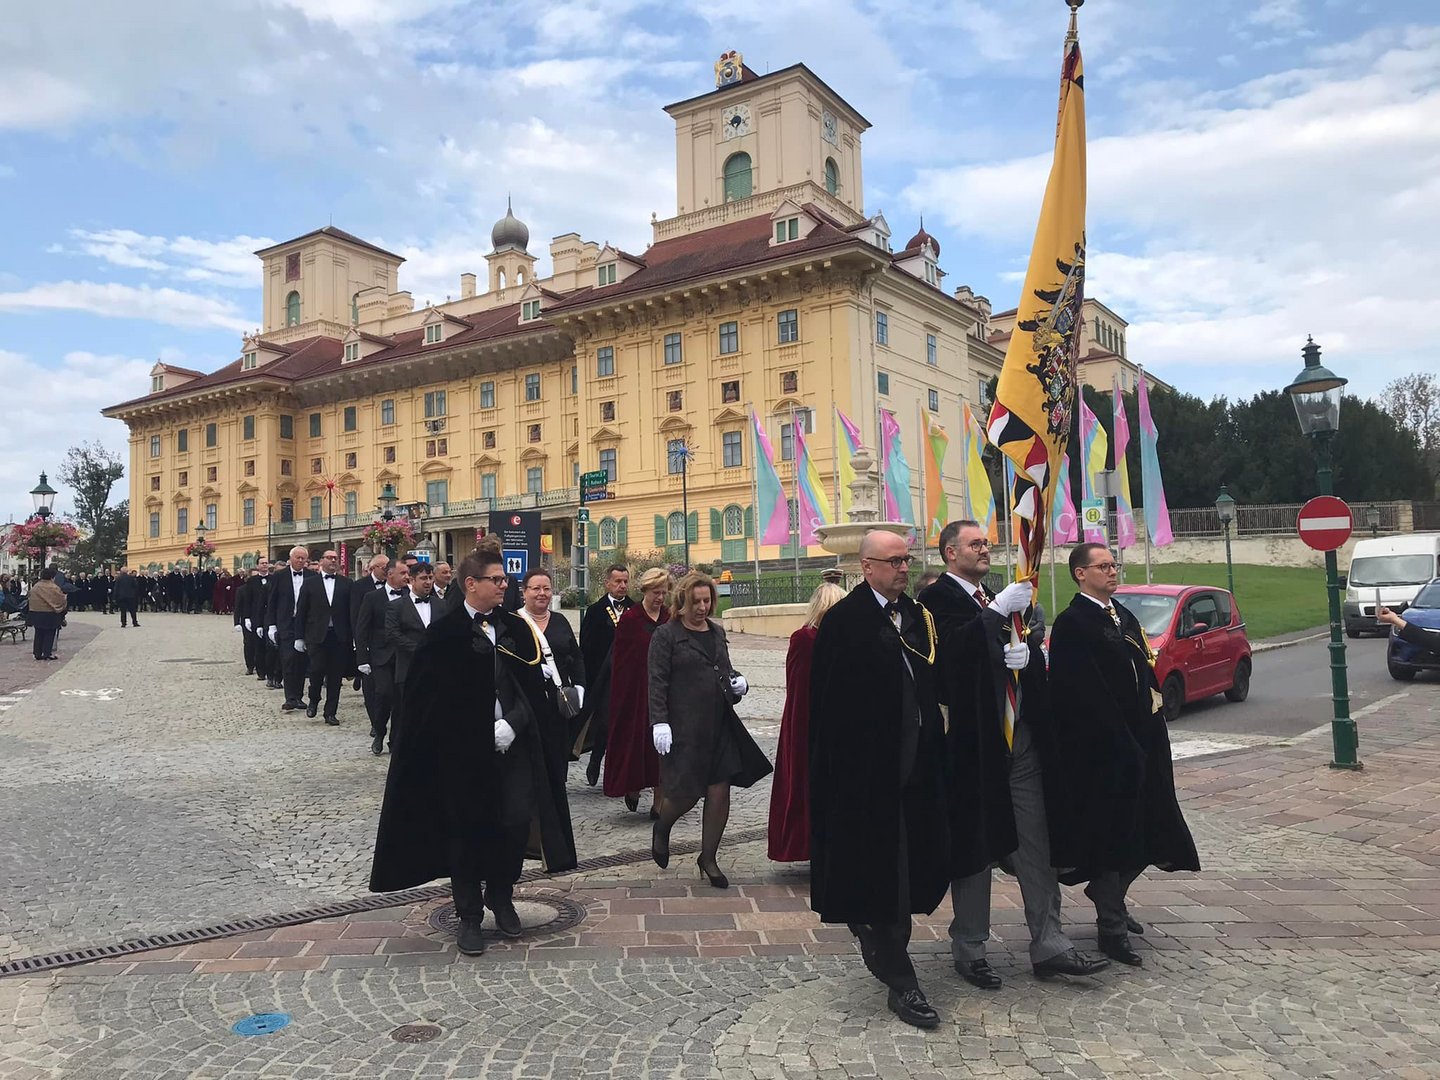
1283,336,1346,436
30,472,57,519
1365,503,1381,536
378,483,399,520
1214,485,1237,527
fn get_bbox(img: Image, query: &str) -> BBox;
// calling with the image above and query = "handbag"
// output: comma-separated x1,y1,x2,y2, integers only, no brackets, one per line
519,608,583,720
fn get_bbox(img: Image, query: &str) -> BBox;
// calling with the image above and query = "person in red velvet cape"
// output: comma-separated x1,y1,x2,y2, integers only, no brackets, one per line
602,567,670,814
767,581,845,862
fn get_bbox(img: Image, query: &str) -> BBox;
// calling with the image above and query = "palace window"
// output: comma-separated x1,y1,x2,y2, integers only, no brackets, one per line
777,309,799,344
599,517,617,548
663,333,682,365
667,439,689,475
425,323,442,345
205,422,217,447
309,412,322,438
280,498,294,523
242,499,255,527
243,350,258,370
597,346,615,377
311,457,323,475
177,507,188,534
781,370,798,393
723,152,752,201
279,414,294,440
150,476,161,492
380,399,395,426
426,479,449,506
343,406,357,432
425,438,448,458
774,217,799,243
927,332,938,366
526,466,543,494
724,504,745,537
423,390,447,418
521,299,542,321
149,512,160,538
825,157,839,195
243,415,255,441
206,466,217,482
176,429,188,453
344,491,357,516
597,263,617,286
599,448,617,482
343,342,359,362
279,459,292,476
178,471,188,487
384,445,396,464
480,472,497,500
718,321,739,355
479,381,495,408
721,379,740,404
667,511,686,541
876,312,888,346
152,374,164,393
722,430,742,468
149,435,161,458
928,389,940,412
525,373,541,401
244,459,255,477
310,496,323,521
285,291,300,326
877,371,890,395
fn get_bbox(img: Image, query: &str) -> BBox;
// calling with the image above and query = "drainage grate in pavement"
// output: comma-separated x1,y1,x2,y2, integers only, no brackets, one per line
232,1013,291,1036
0,825,769,978
390,1023,442,1043
427,889,587,939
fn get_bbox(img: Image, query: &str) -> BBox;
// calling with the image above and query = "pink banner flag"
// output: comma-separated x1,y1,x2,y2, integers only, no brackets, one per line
1137,372,1174,546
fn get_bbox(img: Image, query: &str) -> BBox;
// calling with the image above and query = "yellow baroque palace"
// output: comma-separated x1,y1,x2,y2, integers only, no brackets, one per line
104,55,1005,574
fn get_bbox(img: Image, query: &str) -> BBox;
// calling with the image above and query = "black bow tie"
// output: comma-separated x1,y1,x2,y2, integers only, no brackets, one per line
390,590,404,598
413,595,430,604
885,601,900,614
323,574,335,581
293,571,304,577
473,610,494,623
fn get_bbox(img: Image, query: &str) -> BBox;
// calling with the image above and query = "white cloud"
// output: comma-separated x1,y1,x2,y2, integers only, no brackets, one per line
62,229,275,289
0,282,253,332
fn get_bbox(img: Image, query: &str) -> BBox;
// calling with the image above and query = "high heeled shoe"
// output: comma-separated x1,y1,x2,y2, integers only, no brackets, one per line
651,821,670,869
697,857,728,889
624,792,639,813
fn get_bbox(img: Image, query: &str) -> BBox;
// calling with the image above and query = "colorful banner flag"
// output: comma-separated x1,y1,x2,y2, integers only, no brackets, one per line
880,408,914,526
1112,375,1137,549
922,412,950,545
984,9,1087,583
1137,371,1174,546
751,410,790,546
794,420,829,546
836,407,863,520
1079,395,1108,544
961,402,999,543
1052,450,1077,544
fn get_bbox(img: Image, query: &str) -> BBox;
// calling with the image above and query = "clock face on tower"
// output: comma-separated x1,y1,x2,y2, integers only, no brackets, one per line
722,103,752,140
821,110,838,146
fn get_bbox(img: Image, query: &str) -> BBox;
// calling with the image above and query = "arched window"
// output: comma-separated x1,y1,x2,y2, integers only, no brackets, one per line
351,293,359,326
723,504,744,537
723,152,752,202
824,157,839,196
285,291,301,326
667,511,686,541
599,517,617,548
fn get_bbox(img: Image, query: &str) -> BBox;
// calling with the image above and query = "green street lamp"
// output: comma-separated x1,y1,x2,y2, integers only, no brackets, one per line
1365,503,1380,537
377,483,400,559
1284,336,1359,770
1214,485,1237,596
29,471,57,572
192,521,209,570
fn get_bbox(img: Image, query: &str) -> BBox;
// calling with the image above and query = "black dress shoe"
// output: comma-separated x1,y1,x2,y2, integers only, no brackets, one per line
282,700,300,711
1126,916,1145,935
1098,934,1143,967
371,734,385,756
886,987,940,1030
305,703,318,718
1033,948,1110,979
324,714,339,726
457,918,486,956
623,793,639,813
958,958,1002,989
491,904,523,938
352,676,363,691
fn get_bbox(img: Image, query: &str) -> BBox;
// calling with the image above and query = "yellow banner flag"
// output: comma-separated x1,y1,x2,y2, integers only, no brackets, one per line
961,401,998,543
986,6,1087,582
923,411,949,545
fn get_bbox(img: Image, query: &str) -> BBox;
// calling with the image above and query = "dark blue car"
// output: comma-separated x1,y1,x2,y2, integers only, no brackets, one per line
1388,578,1440,681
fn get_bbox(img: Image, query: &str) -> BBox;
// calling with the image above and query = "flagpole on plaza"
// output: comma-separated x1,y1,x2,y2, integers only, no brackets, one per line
1139,364,1154,583
748,403,762,585
916,402,929,568
789,405,801,578
876,404,888,520
830,398,842,524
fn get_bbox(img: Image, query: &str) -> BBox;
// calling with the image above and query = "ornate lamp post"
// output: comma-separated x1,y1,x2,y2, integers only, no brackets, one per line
377,483,400,559
1365,503,1380,537
1214,485,1237,596
265,499,274,563
325,478,337,549
29,472,57,572
192,521,209,570
668,440,695,568
1284,336,1359,770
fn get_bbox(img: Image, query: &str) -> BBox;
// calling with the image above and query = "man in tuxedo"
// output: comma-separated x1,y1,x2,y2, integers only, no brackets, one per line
233,561,270,674
370,546,577,956
266,546,313,712
920,521,1107,990
430,561,456,610
809,529,950,1030
356,561,407,755
295,548,355,725
577,564,634,784
385,560,437,750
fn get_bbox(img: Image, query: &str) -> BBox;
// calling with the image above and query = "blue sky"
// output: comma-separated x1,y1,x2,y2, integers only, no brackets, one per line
1,0,1436,521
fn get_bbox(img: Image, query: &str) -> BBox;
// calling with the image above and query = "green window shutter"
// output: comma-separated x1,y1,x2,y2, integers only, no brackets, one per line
617,516,628,547
744,505,754,538
653,515,666,547
709,508,723,540
587,522,600,549
687,511,699,544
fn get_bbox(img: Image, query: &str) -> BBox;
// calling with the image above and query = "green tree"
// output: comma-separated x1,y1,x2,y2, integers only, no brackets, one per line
57,441,128,569
1378,373,1440,492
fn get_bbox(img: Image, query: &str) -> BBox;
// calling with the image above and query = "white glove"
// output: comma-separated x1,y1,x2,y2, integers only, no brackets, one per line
991,581,1034,617
294,639,306,653
652,723,673,755
267,626,277,643
244,618,252,631
233,624,242,633
729,674,748,698
1003,643,1031,671
357,663,372,676
494,719,516,753
573,685,584,708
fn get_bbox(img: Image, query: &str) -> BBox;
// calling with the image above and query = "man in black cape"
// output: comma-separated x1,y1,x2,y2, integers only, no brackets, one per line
809,529,950,1029
370,545,577,956
920,520,1107,990
1047,542,1200,967
576,563,634,780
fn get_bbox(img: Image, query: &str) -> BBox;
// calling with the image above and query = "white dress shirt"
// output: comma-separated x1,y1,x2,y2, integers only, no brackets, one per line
410,589,432,628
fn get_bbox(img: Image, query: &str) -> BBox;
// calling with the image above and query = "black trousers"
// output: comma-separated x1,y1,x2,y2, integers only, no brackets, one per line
242,628,261,672
849,816,918,993
280,636,307,703
369,666,397,740
118,601,139,626
1086,868,1144,937
450,820,530,921
32,626,58,660
306,628,348,718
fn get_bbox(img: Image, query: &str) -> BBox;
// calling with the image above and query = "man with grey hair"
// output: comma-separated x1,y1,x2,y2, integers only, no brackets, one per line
266,546,314,712
431,561,455,611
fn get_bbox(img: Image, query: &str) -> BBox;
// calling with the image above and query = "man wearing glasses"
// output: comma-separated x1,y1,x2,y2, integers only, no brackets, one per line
920,521,1108,990
370,544,578,957
809,528,951,1029
1048,542,1199,967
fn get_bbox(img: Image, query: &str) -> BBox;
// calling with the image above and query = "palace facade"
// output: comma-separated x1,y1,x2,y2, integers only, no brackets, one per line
104,54,1007,573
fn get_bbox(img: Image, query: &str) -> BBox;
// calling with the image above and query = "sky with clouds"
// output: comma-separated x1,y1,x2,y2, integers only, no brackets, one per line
1,0,1435,521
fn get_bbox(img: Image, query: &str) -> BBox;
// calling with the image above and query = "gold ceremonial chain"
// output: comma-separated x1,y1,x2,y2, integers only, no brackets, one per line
898,603,938,666
497,617,544,667
607,605,621,625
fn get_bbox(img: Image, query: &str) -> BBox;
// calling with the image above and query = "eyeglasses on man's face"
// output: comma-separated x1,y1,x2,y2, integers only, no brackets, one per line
474,574,509,586
864,555,914,570
1084,561,1118,574
953,539,990,553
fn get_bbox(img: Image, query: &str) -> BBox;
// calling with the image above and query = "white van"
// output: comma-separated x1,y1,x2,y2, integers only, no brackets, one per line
1344,533,1440,637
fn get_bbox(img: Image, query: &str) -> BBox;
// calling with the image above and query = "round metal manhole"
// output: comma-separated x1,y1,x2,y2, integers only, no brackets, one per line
390,1022,443,1044
428,888,587,939
232,1012,291,1037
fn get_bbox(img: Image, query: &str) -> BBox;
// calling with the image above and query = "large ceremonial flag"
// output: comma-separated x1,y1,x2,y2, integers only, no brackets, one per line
794,420,829,546
1052,450,1078,544
751,410,790,545
880,408,914,526
1079,395,1108,543
1112,375,1137,548
835,407,863,520
961,401,999,542
985,6,1087,582
1137,370,1174,546
922,411,950,545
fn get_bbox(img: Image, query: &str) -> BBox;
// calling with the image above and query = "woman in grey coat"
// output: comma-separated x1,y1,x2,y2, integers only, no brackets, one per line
648,572,772,887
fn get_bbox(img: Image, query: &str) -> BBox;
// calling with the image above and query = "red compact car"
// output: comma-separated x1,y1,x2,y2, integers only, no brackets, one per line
1113,584,1252,722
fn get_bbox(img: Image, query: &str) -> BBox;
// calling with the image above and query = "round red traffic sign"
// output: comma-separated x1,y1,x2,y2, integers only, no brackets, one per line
1296,495,1352,551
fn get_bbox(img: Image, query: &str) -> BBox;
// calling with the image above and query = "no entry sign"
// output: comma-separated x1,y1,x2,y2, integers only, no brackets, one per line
1296,496,1352,551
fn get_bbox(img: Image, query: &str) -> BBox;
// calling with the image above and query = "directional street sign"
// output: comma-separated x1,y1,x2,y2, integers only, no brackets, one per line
577,508,590,524
580,470,608,485
1296,495,1352,552
580,469,611,505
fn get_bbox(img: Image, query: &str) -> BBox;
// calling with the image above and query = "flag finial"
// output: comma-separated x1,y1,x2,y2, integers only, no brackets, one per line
1066,0,1082,40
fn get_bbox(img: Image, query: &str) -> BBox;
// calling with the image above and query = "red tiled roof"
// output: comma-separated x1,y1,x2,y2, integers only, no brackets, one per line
158,363,206,377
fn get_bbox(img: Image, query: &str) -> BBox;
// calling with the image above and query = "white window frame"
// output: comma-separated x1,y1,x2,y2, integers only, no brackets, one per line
343,342,359,362
597,263,617,286
424,323,442,345
774,217,799,243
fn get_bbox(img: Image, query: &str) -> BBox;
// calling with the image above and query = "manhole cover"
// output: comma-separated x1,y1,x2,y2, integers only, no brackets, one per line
232,1012,291,1037
428,888,586,939
390,1022,442,1043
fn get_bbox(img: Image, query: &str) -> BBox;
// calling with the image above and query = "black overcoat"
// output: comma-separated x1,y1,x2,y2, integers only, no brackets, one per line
573,595,633,754
370,603,577,893
1047,593,1200,884
808,585,950,925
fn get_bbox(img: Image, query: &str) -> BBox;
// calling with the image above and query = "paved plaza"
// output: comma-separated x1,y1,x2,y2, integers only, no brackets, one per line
1,612,1438,1078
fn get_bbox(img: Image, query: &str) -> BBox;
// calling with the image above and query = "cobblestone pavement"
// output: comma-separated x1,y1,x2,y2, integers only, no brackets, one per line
2,612,1438,1077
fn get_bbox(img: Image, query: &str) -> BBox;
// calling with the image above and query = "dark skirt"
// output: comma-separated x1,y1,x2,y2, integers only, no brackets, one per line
661,697,772,804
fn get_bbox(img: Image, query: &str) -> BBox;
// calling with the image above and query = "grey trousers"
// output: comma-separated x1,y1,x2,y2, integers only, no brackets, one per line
948,720,1074,965
1085,868,1143,937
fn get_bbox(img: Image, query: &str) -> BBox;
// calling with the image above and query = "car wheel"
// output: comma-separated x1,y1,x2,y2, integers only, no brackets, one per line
1387,660,1416,682
1160,674,1184,722
1224,658,1251,702
1345,624,1361,639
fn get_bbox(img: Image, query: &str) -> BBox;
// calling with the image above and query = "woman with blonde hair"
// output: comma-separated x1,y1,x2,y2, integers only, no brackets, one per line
603,566,671,815
768,582,845,861
649,572,771,887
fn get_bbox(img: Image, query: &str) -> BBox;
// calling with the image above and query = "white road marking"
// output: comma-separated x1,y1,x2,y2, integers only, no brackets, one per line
1171,737,1247,760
